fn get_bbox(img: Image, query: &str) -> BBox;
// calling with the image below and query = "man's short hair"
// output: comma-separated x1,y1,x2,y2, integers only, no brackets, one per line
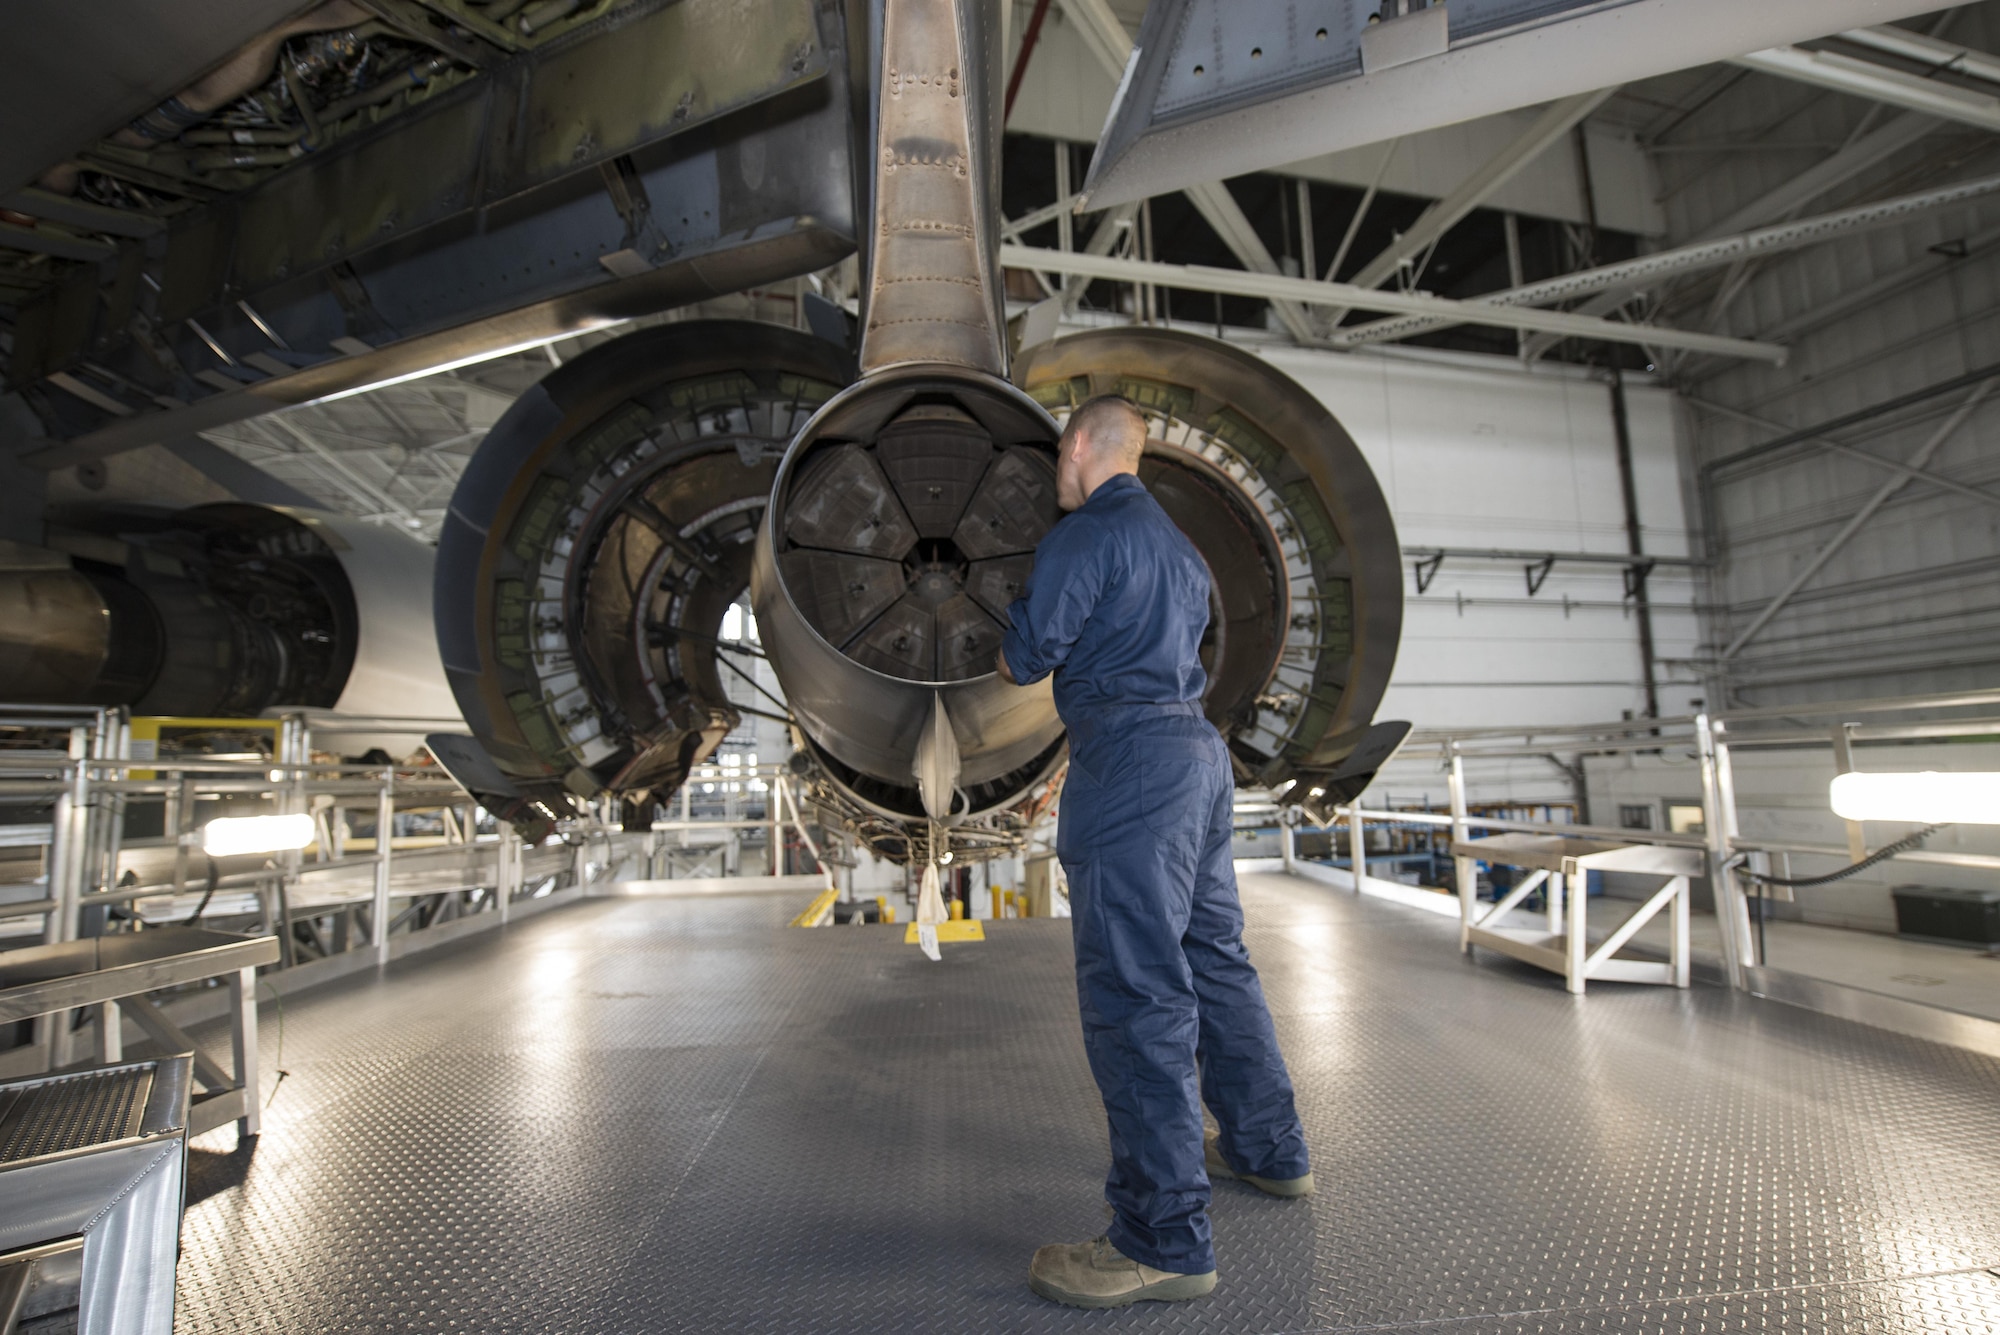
1065,394,1147,465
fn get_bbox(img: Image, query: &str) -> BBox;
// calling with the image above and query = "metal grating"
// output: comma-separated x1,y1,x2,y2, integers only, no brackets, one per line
169,876,2000,1333
0,1066,150,1163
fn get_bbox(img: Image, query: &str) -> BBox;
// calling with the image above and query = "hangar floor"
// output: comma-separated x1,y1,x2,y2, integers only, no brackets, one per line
166,872,2000,1334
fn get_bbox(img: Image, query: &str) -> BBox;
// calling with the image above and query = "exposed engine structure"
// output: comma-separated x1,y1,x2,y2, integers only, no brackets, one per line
754,367,1067,824
434,0,1406,857
0,502,455,743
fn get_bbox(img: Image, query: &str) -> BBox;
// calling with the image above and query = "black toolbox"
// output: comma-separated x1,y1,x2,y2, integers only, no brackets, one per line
1891,885,2000,947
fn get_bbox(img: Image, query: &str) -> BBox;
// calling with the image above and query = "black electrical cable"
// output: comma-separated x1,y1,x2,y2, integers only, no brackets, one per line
182,855,221,925
1735,824,1947,888
260,977,290,1111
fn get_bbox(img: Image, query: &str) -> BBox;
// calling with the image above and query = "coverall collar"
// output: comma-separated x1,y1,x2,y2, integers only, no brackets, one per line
1080,471,1145,509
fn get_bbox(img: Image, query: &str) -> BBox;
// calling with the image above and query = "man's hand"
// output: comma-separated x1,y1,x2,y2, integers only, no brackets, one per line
995,647,1016,684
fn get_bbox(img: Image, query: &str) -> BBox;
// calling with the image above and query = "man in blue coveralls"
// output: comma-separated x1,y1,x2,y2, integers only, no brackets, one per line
999,395,1314,1309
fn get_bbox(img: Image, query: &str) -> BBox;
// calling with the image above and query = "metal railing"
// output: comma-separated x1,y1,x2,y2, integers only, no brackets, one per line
0,708,651,983
1264,688,2000,1006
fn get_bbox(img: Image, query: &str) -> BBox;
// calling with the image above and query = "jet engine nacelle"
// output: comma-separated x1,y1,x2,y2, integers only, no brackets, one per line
430,0,1406,848
752,367,1066,822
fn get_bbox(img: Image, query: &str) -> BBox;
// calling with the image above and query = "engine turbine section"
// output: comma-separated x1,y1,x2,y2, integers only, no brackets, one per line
0,503,455,749
432,321,854,818
751,367,1065,823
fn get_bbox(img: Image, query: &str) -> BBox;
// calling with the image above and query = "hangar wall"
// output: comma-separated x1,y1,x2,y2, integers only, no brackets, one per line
1666,0,2000,708
1260,344,1698,734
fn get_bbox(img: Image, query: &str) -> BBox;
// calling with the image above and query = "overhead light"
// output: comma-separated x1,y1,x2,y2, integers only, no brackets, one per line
298,320,627,408
1829,772,2000,825
203,813,315,856
938,850,954,865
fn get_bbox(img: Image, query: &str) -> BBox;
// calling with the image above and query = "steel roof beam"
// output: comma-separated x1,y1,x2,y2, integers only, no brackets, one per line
997,243,1787,362
1732,45,2000,132
1837,23,2000,86
1516,108,1939,362
1058,200,1140,315
1336,169,2000,350
1330,87,1616,317
1181,180,1317,343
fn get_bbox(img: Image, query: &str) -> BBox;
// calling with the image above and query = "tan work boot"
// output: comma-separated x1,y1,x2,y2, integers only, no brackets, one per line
1028,1235,1216,1309
1205,1129,1316,1198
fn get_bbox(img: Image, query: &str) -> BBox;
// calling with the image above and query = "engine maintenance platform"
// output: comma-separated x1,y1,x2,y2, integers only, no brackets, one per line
164,872,2000,1333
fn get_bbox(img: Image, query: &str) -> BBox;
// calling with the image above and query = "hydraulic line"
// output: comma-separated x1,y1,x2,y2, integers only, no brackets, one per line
1734,824,1947,888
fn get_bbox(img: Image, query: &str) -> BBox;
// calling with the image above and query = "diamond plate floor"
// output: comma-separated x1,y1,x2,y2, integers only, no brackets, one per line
171,874,2000,1333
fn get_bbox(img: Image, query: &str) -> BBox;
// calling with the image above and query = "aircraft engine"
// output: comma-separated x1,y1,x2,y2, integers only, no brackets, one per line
0,503,455,750
432,0,1405,848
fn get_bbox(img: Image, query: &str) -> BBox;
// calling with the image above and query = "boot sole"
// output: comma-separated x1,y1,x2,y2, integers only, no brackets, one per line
1208,1154,1316,1198
1029,1269,1217,1309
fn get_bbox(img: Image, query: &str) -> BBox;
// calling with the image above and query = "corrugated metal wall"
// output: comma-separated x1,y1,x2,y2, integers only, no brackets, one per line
1656,1,2000,707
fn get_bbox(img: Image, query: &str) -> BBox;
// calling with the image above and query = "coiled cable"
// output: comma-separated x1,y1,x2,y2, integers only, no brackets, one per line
1733,824,1946,888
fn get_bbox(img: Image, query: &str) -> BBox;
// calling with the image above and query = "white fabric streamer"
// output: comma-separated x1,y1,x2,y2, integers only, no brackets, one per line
915,860,946,962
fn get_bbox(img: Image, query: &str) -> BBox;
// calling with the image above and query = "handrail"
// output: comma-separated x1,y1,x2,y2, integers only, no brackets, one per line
1334,806,1708,849
1727,836,2000,873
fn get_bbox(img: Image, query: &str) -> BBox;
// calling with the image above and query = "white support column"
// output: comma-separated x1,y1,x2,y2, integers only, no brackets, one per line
1564,862,1588,995
41,728,91,1070
1672,874,1692,989
95,1000,122,1064
1279,810,1296,874
1695,715,1751,987
372,773,394,966
1346,806,1366,894
497,831,518,923
1712,724,1757,973
228,965,261,1137
93,709,128,918
1448,745,1475,951
51,726,88,945
769,781,784,876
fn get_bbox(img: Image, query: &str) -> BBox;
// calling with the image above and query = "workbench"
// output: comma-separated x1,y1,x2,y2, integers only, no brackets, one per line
1451,833,1703,994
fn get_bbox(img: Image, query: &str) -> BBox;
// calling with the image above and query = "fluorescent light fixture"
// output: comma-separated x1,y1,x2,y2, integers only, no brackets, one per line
1829,771,2000,825
297,320,627,409
203,813,315,856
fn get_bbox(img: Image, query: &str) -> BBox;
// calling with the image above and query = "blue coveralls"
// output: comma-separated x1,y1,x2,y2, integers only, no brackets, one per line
1002,472,1309,1276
